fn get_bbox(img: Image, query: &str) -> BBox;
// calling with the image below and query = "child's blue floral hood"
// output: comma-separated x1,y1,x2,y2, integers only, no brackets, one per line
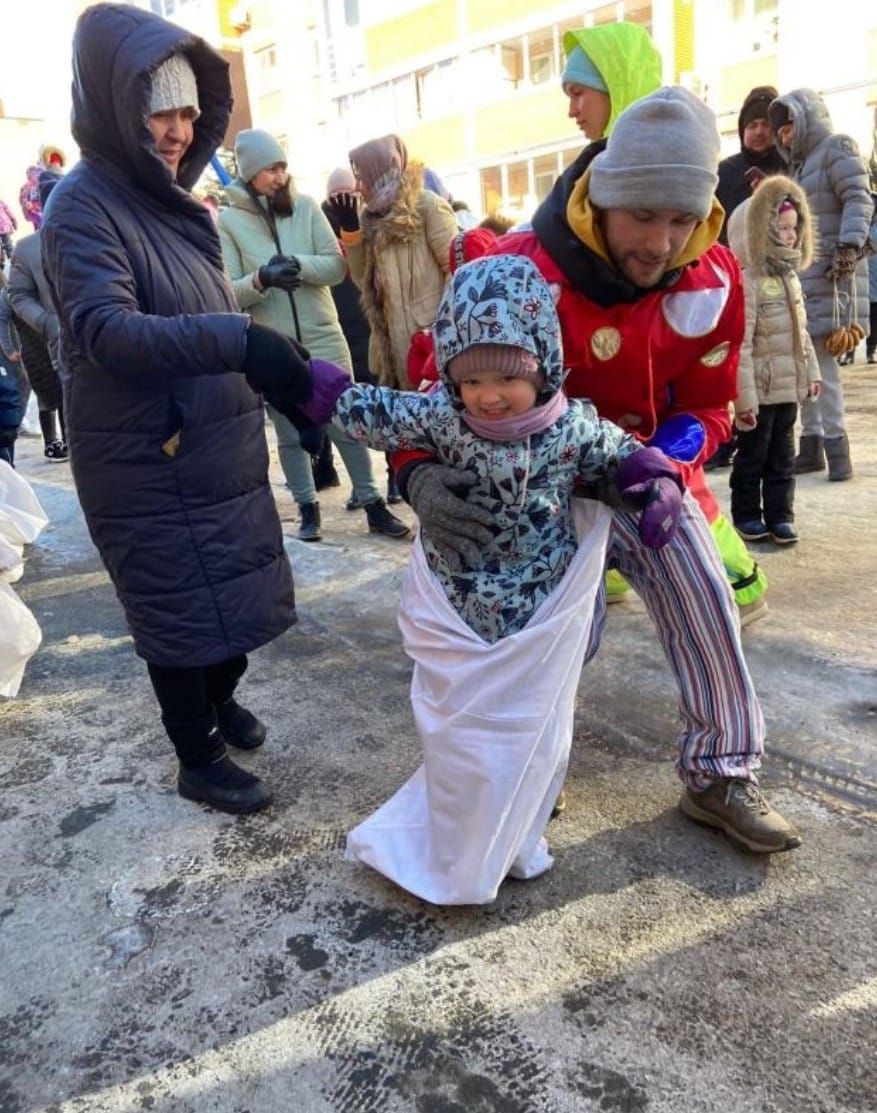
432,254,564,406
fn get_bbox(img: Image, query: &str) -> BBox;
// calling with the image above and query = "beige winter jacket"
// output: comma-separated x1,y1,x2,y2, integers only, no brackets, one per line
343,163,456,389
727,176,820,417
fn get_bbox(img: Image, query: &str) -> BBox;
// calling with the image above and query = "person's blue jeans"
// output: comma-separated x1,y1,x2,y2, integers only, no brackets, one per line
267,404,380,507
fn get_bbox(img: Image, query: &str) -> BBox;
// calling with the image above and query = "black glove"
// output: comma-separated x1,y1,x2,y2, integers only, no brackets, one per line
258,254,302,291
244,322,312,419
825,244,859,281
324,191,361,233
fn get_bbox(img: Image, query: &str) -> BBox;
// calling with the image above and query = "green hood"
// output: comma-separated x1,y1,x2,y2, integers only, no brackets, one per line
563,22,662,136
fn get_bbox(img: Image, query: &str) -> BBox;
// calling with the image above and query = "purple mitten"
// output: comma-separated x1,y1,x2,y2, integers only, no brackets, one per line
617,447,685,549
297,358,353,425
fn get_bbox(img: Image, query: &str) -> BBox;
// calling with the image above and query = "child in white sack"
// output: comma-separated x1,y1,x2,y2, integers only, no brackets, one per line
298,254,684,904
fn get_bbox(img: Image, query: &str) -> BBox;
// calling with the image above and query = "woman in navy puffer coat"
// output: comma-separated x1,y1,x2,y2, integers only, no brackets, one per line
41,3,312,814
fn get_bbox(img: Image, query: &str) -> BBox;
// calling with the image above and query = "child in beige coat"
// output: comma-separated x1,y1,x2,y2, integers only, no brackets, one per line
728,176,821,545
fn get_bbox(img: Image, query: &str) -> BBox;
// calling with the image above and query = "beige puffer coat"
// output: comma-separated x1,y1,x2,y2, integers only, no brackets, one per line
727,176,820,417
344,163,456,389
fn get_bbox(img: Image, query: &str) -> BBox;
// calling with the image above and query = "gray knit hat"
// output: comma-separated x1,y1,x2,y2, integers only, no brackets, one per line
149,54,200,118
589,86,720,220
235,129,287,183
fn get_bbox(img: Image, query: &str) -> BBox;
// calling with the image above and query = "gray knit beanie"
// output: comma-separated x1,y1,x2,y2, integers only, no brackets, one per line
589,86,720,220
235,129,287,183
149,54,200,118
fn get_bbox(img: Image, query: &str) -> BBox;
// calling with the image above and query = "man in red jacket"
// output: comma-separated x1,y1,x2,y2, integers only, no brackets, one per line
400,87,799,854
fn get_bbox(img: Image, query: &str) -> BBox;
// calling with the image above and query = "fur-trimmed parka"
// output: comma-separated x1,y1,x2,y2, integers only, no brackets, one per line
727,176,820,416
344,163,456,389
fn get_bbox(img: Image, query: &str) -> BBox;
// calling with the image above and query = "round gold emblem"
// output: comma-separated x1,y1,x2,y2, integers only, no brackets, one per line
590,326,622,361
761,276,782,297
700,341,731,368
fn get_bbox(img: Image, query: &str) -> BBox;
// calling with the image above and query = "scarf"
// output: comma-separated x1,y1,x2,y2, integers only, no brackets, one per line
349,134,408,217
462,388,569,442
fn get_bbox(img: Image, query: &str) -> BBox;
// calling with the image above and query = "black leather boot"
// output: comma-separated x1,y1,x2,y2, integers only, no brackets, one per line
178,752,272,814
216,698,267,750
794,434,825,474
167,713,272,814
298,501,322,541
824,433,853,481
364,497,410,539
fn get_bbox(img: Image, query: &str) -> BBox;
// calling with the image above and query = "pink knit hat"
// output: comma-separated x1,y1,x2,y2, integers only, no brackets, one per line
448,343,544,387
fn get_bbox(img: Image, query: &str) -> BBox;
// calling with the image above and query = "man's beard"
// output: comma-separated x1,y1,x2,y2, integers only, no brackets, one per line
270,180,294,216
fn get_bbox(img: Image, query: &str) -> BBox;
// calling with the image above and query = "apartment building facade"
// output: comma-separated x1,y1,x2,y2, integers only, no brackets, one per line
147,0,877,210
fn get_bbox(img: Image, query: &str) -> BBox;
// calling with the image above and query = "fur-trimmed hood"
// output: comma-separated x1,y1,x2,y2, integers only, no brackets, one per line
727,175,814,271
360,162,426,243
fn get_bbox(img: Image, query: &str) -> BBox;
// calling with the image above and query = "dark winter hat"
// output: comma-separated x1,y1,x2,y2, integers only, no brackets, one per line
589,86,720,220
38,170,61,209
768,99,792,132
738,85,778,140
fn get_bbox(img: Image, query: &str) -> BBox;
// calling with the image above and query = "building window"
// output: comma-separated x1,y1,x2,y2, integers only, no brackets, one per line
533,154,558,202
589,2,620,26
528,30,554,86
499,40,524,88
416,59,458,119
480,166,502,216
256,44,278,71
344,0,360,25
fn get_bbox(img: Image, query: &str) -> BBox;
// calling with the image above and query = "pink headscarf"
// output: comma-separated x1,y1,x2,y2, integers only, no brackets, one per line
348,134,408,216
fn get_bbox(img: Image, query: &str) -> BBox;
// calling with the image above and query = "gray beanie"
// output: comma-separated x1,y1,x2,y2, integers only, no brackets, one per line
149,54,200,118
235,129,287,183
589,86,720,220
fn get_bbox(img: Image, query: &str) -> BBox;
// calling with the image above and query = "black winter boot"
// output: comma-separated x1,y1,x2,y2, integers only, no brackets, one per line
312,435,341,490
824,433,853,482
298,501,322,541
794,434,825,474
178,752,272,814
386,473,402,505
216,698,267,750
364,497,410,539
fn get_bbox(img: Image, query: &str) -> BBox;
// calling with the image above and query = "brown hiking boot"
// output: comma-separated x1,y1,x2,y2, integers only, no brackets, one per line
680,779,801,854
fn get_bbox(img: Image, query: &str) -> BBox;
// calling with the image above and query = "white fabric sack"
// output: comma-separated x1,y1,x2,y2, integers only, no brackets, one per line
0,580,42,697
0,460,49,548
347,499,612,905
0,462,47,696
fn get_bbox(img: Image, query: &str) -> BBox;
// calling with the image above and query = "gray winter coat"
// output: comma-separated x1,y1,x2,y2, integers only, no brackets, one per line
8,232,60,362
772,89,871,337
727,177,820,416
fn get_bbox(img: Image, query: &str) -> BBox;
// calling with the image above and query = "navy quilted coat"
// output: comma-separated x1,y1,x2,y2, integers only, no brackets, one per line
41,3,295,667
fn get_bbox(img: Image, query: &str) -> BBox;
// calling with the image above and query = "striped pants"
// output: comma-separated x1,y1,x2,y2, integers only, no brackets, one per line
585,493,765,788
